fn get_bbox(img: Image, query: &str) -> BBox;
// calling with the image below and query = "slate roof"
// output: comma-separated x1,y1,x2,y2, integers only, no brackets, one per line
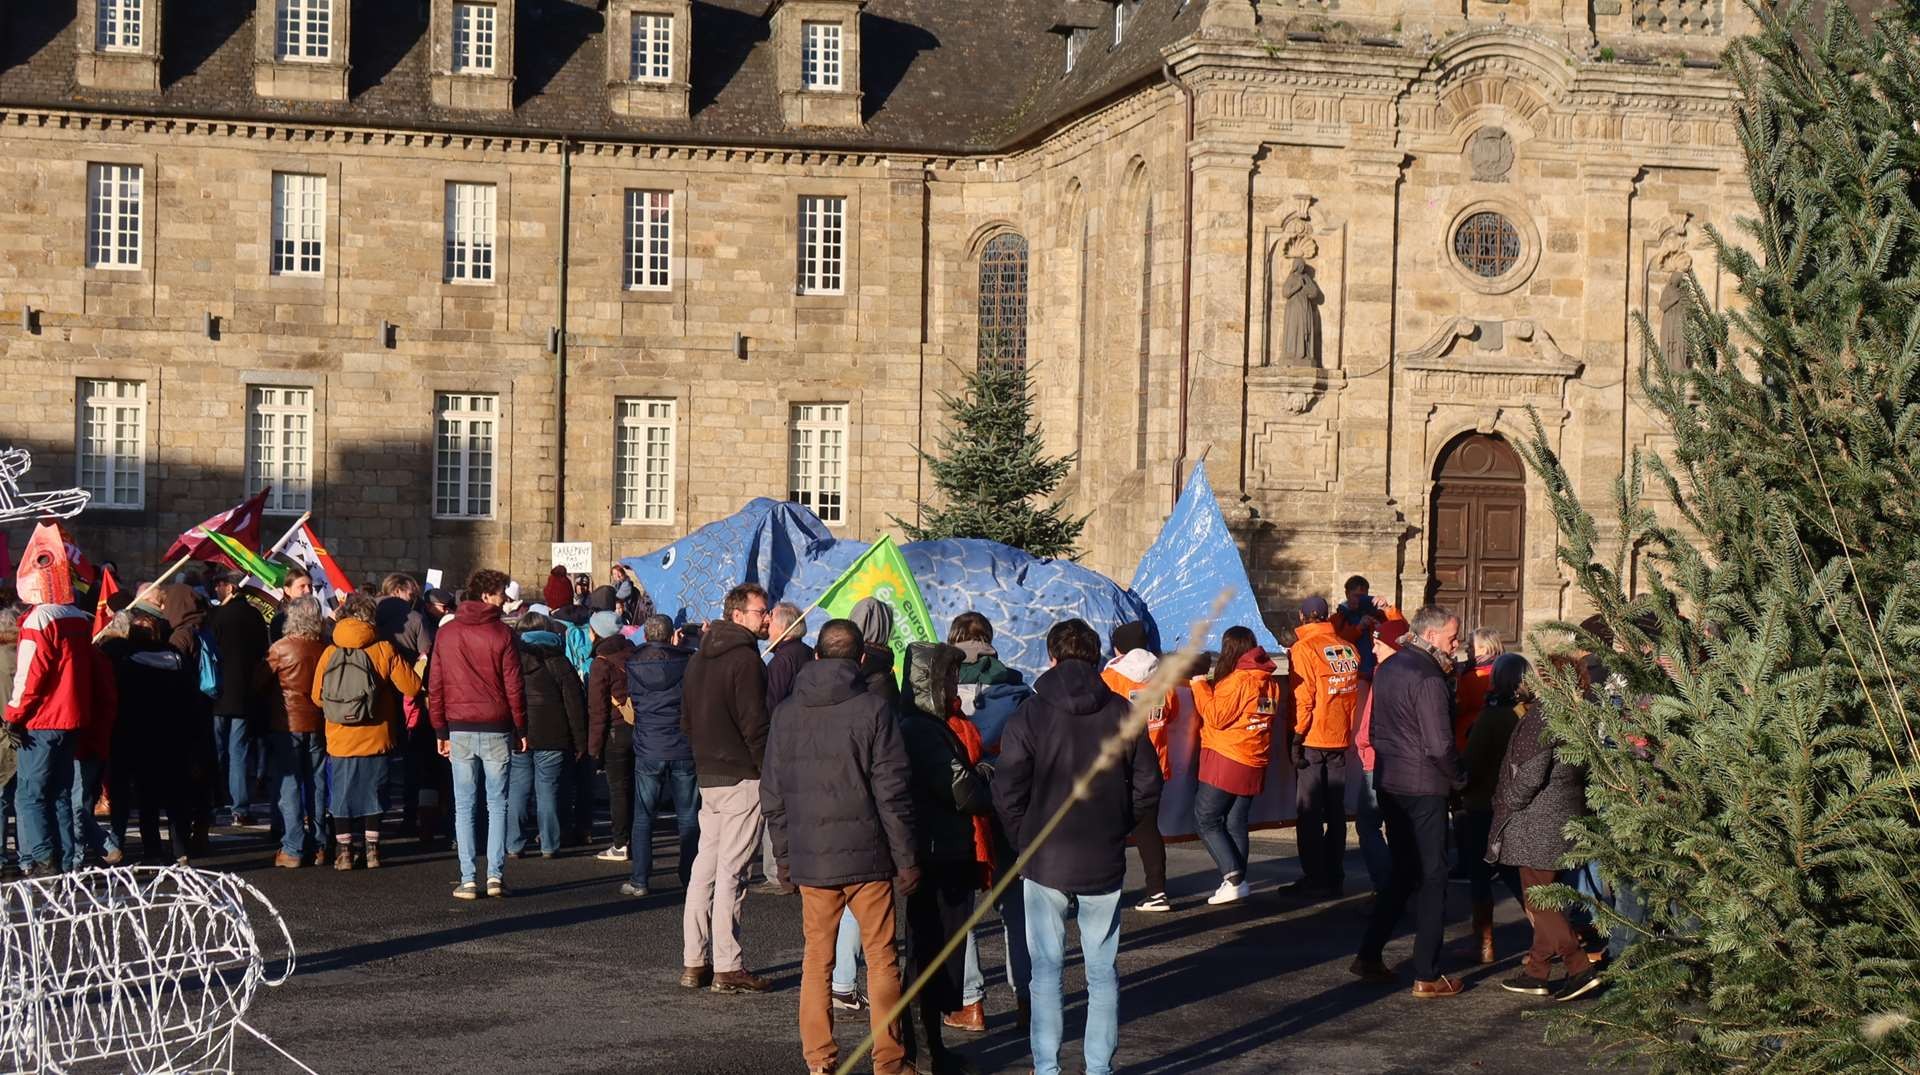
0,0,1206,153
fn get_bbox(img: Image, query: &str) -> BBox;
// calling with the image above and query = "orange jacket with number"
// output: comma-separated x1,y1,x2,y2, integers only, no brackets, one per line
1189,652,1281,771
1102,650,1180,780
1288,620,1361,750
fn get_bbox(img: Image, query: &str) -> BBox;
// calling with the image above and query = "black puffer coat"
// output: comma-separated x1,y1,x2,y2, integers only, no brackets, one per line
761,658,918,888
899,642,992,866
518,633,587,755
1488,706,1587,870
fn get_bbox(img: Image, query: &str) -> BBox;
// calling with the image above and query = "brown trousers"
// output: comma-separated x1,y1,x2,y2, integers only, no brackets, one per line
800,881,906,1074
1520,866,1592,979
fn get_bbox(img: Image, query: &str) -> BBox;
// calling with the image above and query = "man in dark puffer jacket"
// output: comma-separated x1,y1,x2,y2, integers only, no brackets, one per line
619,615,698,898
763,619,918,1075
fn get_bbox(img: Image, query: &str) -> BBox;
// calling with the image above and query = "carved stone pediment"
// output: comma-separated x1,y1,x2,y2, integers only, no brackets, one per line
1398,317,1583,399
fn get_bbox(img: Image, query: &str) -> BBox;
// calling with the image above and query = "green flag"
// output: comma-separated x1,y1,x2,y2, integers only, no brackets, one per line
813,535,935,682
207,530,288,589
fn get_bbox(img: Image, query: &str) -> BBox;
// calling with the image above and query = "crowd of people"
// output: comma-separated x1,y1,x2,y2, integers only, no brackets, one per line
0,551,1625,1075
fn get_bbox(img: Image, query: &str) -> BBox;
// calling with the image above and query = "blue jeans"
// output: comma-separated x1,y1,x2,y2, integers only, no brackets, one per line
1571,861,1647,959
629,758,700,888
68,756,119,868
1354,767,1393,893
17,729,76,870
450,732,512,884
1025,880,1122,1075
0,774,14,867
1192,782,1252,881
508,749,568,854
831,907,862,992
214,714,261,816
267,731,328,858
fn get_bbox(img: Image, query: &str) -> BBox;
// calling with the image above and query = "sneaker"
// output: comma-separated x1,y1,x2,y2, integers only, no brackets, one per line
486,877,506,898
831,988,867,1012
710,970,773,994
617,881,651,898
1412,975,1464,999
1555,966,1603,1002
1348,956,1396,984
1134,892,1172,913
596,845,629,862
753,880,797,897
1501,972,1555,996
1206,879,1250,905
453,882,480,901
680,964,713,989
540,851,557,860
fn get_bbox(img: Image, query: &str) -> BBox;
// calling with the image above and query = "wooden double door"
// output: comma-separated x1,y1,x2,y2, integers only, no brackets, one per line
1427,433,1525,647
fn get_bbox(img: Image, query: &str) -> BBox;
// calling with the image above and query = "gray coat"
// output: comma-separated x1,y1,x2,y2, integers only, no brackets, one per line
1488,707,1586,870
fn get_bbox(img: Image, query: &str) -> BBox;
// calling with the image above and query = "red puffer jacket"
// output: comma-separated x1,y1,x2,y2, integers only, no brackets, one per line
6,604,115,736
427,602,526,738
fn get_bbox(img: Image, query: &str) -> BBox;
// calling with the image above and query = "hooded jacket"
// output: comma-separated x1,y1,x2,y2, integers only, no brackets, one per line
993,659,1163,895
627,642,694,762
6,604,114,734
1101,649,1179,781
1189,649,1282,771
205,594,270,716
427,601,527,738
265,634,327,734
312,617,421,758
518,630,588,755
761,657,918,887
680,620,769,786
1369,639,1465,798
957,640,1031,753
764,636,814,714
586,632,634,759
849,597,900,705
1288,620,1361,751
899,643,993,866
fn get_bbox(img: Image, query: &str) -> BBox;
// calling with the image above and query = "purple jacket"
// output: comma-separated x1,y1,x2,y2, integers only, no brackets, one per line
1367,642,1466,798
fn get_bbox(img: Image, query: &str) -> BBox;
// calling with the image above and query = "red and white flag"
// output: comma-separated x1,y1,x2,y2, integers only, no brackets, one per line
278,521,353,615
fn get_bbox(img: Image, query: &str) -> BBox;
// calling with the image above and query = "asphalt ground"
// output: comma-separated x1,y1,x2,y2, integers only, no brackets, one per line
193,820,1615,1075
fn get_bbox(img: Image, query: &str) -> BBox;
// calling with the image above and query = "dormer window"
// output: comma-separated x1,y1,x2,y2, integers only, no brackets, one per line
1113,1,1127,45
1065,27,1089,73
98,0,143,51
276,0,331,60
454,3,498,73
802,22,843,90
630,12,673,82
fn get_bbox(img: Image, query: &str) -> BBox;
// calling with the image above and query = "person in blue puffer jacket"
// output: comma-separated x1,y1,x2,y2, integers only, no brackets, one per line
617,614,699,898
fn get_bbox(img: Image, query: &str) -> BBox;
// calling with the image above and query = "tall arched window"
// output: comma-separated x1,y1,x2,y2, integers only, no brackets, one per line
978,232,1029,371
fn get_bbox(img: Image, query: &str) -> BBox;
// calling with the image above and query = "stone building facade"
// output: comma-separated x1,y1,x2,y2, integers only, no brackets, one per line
0,0,1750,639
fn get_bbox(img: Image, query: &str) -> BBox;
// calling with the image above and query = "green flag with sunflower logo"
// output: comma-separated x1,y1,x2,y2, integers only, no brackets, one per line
813,535,936,683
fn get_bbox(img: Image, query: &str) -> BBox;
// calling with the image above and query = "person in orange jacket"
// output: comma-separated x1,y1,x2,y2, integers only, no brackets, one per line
1188,625,1282,906
1101,621,1180,914
1285,596,1361,898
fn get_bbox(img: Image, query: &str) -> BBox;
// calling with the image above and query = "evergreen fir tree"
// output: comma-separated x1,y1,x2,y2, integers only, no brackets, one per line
896,364,1087,559
1519,2,1920,1069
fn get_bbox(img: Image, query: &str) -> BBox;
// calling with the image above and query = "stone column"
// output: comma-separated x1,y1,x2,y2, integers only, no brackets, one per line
1185,138,1260,497
1574,163,1641,590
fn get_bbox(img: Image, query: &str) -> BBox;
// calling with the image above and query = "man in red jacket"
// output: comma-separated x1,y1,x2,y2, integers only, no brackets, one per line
7,599,115,876
430,568,527,900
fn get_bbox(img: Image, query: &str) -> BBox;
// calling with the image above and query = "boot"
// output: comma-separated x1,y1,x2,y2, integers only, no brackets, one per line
1473,900,1496,964
364,842,382,869
334,842,355,871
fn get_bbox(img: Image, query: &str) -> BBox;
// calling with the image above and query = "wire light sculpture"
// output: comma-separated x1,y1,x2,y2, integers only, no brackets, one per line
0,866,304,1075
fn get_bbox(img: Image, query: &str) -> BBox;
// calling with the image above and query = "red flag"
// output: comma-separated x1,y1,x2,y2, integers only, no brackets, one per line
93,565,120,636
164,488,280,582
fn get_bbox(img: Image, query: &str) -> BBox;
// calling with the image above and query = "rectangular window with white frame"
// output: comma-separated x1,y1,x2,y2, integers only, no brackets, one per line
802,22,843,90
614,398,676,525
453,2,497,73
276,0,332,60
76,379,146,510
271,173,326,276
629,12,673,82
788,403,848,525
1114,0,1128,45
797,195,846,296
247,386,314,515
97,0,142,51
86,164,142,270
444,181,497,284
625,190,672,291
433,392,497,519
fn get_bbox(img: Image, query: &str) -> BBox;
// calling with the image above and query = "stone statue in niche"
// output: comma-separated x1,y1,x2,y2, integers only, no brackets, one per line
1275,257,1323,368
1658,269,1692,372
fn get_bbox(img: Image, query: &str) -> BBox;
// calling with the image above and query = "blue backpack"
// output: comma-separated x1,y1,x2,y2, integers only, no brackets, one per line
195,627,221,699
564,622,594,682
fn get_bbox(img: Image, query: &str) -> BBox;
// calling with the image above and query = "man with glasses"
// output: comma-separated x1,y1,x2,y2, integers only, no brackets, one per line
679,583,775,994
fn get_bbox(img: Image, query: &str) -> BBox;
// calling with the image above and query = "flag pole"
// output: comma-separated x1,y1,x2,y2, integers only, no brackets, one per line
94,553,192,643
265,511,312,557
